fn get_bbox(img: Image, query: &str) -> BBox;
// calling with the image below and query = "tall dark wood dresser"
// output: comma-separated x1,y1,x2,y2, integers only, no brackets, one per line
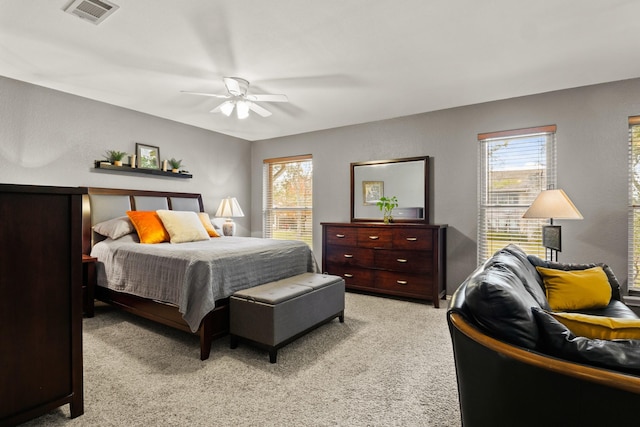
0,184,86,425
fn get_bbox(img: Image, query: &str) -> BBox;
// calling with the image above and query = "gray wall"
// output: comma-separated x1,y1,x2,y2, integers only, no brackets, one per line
0,76,252,235
252,78,639,294
2,74,636,295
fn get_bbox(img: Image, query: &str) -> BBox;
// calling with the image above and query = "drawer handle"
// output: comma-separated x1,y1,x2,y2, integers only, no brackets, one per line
368,235,379,240
344,254,354,258
336,234,345,238
396,280,408,285
406,237,418,241
344,273,353,278
396,258,408,263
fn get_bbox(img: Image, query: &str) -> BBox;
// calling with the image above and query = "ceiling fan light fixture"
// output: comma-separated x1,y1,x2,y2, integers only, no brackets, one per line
219,101,235,117
182,76,287,119
236,101,250,119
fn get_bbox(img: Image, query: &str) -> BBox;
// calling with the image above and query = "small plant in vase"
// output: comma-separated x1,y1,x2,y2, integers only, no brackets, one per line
377,196,398,224
168,158,183,173
104,150,128,166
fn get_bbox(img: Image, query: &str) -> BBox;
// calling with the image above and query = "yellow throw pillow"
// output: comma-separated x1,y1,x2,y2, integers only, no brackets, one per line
550,311,640,340
197,212,220,237
536,266,611,311
156,210,210,243
126,211,170,244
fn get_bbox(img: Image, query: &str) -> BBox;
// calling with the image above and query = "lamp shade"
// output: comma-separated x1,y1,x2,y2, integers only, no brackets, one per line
522,189,583,219
236,100,250,119
219,101,235,117
215,197,245,218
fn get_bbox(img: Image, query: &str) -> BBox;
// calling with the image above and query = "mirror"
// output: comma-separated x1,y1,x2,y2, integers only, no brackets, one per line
351,156,429,223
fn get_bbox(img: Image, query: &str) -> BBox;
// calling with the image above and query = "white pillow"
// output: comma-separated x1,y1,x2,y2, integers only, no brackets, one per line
156,210,210,243
93,216,135,240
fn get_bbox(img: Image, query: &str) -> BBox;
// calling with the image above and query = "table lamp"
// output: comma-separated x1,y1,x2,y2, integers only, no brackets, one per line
215,197,244,236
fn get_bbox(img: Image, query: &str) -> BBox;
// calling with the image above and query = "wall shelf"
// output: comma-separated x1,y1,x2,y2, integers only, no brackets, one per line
92,162,192,179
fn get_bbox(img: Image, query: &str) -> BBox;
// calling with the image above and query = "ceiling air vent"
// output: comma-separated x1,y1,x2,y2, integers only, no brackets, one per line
64,0,119,25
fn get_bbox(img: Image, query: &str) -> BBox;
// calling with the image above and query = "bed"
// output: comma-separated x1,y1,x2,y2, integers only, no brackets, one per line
82,187,316,360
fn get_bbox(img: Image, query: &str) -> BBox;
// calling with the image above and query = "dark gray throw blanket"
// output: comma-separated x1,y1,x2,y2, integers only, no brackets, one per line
91,234,316,331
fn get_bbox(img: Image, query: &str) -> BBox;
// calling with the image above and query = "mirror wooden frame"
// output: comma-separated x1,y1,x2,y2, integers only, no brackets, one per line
350,156,429,224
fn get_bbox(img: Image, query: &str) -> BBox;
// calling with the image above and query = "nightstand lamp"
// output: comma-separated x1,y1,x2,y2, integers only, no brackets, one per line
522,188,583,261
215,197,245,236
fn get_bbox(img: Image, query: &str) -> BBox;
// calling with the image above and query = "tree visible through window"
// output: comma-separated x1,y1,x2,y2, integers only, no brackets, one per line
628,118,640,289
478,126,557,263
263,155,313,247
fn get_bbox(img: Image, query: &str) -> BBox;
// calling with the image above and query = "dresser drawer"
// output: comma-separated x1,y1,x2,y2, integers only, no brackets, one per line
324,264,373,288
325,245,373,266
373,249,431,274
325,226,358,246
392,228,433,250
357,228,393,248
375,270,430,296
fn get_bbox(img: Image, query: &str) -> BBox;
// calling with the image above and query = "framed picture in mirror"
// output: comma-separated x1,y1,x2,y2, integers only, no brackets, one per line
362,181,383,205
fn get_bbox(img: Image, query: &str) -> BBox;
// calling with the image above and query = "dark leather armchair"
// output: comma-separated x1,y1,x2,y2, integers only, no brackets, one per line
448,245,640,426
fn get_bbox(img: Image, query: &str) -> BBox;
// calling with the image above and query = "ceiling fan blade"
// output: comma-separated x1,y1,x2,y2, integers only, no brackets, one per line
246,94,289,103
181,90,229,99
223,77,250,96
247,102,272,117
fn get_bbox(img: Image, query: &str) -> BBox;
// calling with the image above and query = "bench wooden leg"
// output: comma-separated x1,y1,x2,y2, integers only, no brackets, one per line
269,349,277,364
230,335,238,349
339,311,345,323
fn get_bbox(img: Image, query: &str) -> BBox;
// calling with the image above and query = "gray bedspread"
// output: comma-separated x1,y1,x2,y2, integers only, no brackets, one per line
90,234,317,332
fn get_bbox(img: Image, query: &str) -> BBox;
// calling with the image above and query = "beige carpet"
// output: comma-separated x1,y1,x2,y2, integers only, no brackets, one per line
22,293,461,427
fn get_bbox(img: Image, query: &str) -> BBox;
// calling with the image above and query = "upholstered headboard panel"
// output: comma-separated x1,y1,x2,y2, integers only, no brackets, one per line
169,197,201,212
133,196,169,211
83,187,205,254
90,194,132,226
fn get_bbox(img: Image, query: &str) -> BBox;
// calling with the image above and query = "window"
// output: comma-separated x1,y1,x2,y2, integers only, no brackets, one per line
263,155,313,247
628,117,640,289
478,125,557,263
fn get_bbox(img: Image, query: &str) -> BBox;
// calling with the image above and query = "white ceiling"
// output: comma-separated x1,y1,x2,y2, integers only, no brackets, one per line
2,0,640,141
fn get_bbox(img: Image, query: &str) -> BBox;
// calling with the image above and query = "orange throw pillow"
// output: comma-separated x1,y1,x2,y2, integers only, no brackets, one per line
197,212,220,237
126,211,169,244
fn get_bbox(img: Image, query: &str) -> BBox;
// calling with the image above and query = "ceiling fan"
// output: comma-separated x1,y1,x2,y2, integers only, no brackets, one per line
181,77,288,119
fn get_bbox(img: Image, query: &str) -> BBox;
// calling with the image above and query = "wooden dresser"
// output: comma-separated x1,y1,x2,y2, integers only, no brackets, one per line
321,222,447,307
0,184,86,425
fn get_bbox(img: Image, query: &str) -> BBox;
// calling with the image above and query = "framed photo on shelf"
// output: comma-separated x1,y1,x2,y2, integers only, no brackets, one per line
136,143,160,170
362,181,383,205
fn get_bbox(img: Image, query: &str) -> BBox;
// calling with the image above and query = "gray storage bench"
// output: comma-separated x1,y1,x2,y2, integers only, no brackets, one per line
230,273,345,363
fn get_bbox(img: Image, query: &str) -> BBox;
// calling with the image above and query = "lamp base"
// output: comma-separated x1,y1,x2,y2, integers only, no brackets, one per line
222,219,236,236
542,225,561,262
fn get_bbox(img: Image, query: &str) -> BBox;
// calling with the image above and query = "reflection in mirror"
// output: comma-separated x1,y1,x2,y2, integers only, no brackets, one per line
351,156,429,223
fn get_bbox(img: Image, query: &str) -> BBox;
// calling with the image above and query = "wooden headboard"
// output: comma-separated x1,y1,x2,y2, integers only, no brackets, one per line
82,187,204,255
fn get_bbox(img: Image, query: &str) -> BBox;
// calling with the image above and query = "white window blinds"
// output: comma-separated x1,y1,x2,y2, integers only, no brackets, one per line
478,125,557,263
628,117,640,289
263,155,313,247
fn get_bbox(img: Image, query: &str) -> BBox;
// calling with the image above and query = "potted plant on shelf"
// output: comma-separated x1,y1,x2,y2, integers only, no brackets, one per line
104,150,128,167
168,158,183,173
377,196,398,224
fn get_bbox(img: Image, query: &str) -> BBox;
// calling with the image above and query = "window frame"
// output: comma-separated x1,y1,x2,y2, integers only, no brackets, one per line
478,125,557,264
628,117,640,291
262,154,313,248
